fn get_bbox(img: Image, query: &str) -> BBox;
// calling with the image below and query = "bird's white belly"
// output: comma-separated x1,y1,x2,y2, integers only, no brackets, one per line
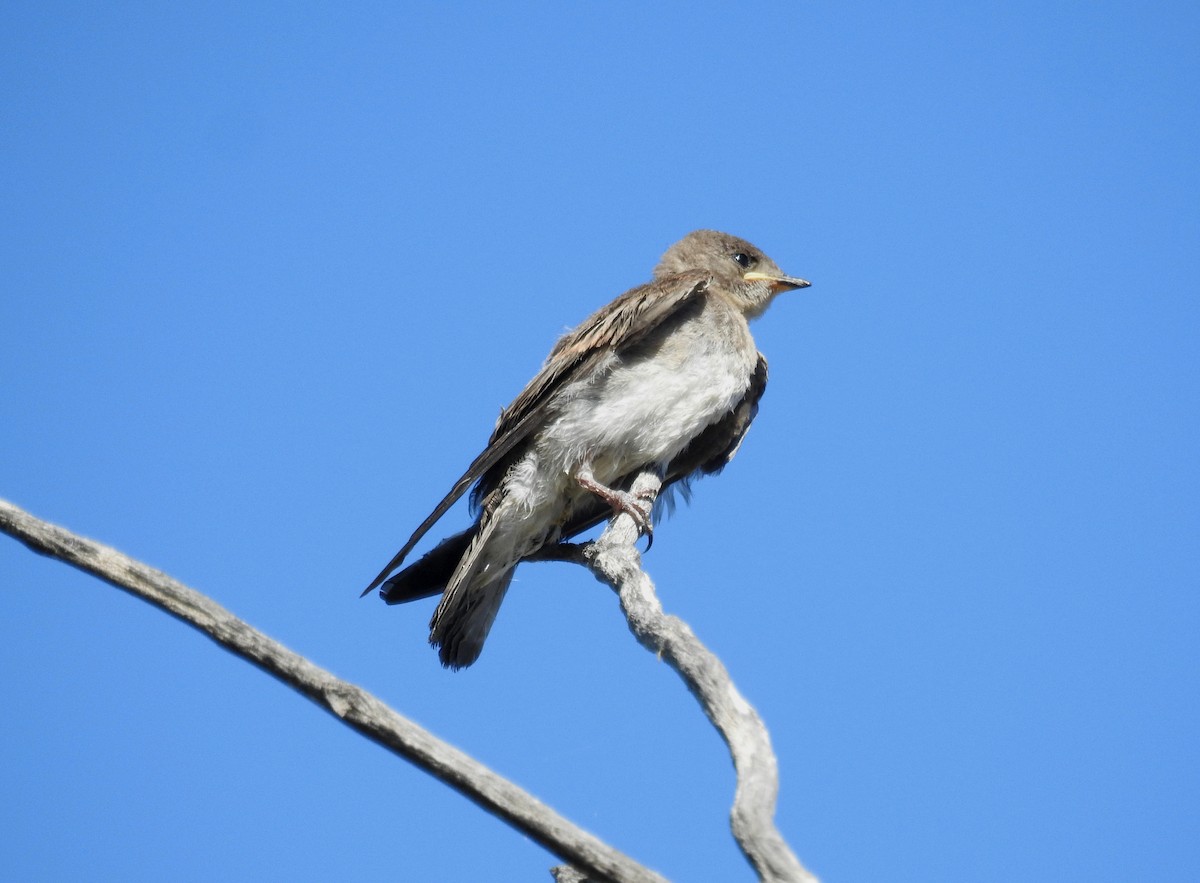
493,297,758,545
548,347,749,475
536,303,756,487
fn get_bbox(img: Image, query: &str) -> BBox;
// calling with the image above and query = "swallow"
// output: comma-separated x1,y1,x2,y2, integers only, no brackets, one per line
364,230,809,668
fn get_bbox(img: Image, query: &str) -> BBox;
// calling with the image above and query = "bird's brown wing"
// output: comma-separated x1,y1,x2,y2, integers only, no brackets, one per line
362,271,711,594
489,271,711,443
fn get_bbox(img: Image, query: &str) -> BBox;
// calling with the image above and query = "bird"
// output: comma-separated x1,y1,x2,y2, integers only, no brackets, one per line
364,229,810,669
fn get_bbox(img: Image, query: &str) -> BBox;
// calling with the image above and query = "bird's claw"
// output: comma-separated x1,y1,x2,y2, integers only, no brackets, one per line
612,489,655,549
622,490,654,537
576,474,655,546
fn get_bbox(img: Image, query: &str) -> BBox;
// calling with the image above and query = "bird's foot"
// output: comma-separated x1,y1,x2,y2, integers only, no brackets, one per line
576,472,655,545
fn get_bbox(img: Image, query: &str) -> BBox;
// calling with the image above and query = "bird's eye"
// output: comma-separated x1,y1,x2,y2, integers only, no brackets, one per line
732,252,755,269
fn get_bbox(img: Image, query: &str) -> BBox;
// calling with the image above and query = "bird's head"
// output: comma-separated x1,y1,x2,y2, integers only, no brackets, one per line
653,229,810,318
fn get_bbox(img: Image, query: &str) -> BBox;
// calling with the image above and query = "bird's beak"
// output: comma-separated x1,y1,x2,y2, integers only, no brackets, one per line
744,271,811,292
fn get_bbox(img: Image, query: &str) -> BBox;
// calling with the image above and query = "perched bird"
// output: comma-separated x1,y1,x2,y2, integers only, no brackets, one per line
365,230,809,669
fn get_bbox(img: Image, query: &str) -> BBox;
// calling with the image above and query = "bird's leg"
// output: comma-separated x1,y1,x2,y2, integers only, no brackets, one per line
575,465,655,542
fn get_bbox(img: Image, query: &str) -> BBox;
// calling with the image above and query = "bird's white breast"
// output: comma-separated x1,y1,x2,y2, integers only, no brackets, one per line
537,295,756,488
484,292,758,567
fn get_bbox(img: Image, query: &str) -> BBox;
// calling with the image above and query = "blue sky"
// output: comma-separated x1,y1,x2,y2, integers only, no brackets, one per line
2,3,1197,881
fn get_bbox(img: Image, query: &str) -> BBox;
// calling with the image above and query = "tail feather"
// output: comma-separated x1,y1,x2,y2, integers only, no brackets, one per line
380,528,474,605
431,568,514,669
429,511,517,669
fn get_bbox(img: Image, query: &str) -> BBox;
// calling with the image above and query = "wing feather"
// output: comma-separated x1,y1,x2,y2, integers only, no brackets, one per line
362,272,711,594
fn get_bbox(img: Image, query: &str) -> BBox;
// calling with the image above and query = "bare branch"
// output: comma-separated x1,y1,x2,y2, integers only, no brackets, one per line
552,866,595,883
580,472,818,883
0,498,666,883
3,482,817,882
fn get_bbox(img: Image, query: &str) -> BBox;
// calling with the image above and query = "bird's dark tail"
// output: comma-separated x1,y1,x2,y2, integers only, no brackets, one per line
428,510,520,669
379,528,474,605
379,519,516,669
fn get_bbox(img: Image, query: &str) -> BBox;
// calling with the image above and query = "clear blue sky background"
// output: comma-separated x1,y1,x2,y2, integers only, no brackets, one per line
2,3,1197,881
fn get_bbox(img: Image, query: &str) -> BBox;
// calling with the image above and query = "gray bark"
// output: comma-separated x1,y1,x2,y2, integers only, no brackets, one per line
2,489,816,882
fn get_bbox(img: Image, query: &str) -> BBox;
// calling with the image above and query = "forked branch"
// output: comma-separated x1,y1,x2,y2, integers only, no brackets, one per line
1,489,815,882
551,472,816,883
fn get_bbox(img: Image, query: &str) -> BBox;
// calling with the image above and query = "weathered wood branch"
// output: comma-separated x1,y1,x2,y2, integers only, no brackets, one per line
572,471,817,883
0,498,666,883
3,485,816,882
